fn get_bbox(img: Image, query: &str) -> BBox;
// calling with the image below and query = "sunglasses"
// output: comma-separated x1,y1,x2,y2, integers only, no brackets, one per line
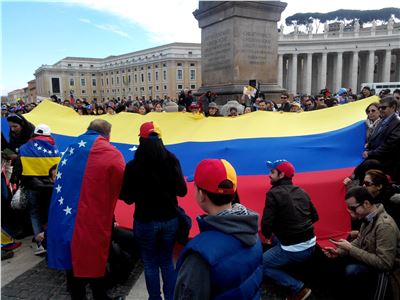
347,203,362,212
363,181,375,187
367,109,377,113
280,96,288,99
378,106,388,110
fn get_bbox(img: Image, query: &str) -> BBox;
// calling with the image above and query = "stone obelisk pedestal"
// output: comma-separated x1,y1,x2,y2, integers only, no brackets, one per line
193,1,287,103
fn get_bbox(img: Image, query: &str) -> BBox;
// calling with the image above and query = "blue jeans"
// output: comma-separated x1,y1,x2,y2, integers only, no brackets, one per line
134,217,179,300
26,188,52,237
263,238,315,294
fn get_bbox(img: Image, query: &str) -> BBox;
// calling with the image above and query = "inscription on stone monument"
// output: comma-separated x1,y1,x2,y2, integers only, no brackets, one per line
203,29,232,73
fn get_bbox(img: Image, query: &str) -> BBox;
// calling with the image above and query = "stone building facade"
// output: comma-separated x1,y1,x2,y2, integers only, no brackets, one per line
33,21,400,102
34,43,201,102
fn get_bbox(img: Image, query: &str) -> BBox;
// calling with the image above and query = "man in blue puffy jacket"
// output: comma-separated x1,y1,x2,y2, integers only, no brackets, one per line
174,159,263,300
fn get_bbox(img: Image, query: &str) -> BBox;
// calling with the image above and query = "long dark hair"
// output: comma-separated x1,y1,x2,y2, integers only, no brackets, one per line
134,137,170,168
6,114,35,151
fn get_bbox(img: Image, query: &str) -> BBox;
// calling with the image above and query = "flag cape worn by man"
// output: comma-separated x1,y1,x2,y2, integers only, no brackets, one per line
47,129,125,277
19,135,60,176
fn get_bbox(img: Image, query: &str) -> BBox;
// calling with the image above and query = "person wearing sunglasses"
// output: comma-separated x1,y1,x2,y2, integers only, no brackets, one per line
278,92,291,112
363,169,400,228
322,186,400,300
363,96,400,183
365,102,381,143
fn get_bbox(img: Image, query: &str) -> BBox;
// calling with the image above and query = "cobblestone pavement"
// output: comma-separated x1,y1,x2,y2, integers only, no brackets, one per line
1,260,144,300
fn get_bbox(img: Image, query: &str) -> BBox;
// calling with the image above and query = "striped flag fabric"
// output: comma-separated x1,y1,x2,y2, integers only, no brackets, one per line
46,130,125,277
3,97,379,247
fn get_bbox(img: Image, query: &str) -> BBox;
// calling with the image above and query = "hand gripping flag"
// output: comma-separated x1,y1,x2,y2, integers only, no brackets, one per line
46,130,125,277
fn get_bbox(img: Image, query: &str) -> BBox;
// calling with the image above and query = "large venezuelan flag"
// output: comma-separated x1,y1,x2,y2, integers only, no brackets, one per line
3,98,378,247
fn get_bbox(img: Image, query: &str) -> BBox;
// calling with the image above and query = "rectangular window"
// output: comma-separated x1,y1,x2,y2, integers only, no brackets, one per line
92,73,96,76
79,64,83,67
163,70,167,81
81,78,86,86
148,72,151,81
191,84,196,90
155,71,159,81
177,63,182,66
141,74,144,82
190,69,196,80
51,78,60,93
177,84,183,90
68,64,72,67
177,69,183,80
101,79,104,86
149,86,152,91
69,78,74,86
106,78,109,85
92,79,96,86
82,90,86,94
111,77,114,85
156,86,159,91
190,63,195,66
164,85,167,90
128,75,131,83
93,90,96,94
163,64,167,67
135,74,137,83
117,77,120,84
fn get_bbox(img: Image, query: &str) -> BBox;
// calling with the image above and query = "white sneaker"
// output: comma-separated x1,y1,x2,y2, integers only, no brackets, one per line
34,244,46,256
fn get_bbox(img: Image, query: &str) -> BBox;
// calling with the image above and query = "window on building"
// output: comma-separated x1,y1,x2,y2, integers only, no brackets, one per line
117,71,119,74
122,70,125,73
163,70,167,81
177,84,183,90
68,64,72,67
93,90,96,94
92,79,96,86
148,72,151,81
190,63,195,66
155,71,159,81
101,79,104,86
112,77,114,85
188,51,193,55
128,75,131,83
70,78,74,86
191,84,196,90
149,86,152,91
177,63,182,66
190,69,196,81
163,63,167,67
141,74,144,82
148,66,151,69
156,86,159,91
82,90,86,94
177,69,183,80
111,72,114,75
106,78,109,85
90,65,94,68
79,64,83,67
164,85,167,90
140,67,144,70
135,74,137,83
51,78,60,94
155,65,158,68
81,78,86,86
128,69,131,72
117,77,120,84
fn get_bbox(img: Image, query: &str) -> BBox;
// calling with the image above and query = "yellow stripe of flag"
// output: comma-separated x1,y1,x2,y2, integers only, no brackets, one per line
21,157,61,176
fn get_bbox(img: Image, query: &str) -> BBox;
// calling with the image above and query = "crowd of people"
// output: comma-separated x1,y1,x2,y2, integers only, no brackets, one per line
2,86,399,119
1,85,400,300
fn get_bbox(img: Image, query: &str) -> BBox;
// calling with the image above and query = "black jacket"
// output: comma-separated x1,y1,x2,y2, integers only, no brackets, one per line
261,178,319,246
119,152,187,222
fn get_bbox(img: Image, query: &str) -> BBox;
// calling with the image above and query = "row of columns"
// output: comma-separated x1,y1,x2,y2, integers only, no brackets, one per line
279,49,397,95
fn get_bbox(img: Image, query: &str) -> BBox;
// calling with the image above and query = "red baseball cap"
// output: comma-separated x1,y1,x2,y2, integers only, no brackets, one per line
139,121,162,139
266,159,295,178
193,159,237,194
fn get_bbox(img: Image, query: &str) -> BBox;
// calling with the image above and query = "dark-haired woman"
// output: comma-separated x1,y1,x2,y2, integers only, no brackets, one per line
120,121,187,300
6,114,35,158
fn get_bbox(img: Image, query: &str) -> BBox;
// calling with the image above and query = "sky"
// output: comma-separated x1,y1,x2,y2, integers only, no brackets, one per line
1,0,400,96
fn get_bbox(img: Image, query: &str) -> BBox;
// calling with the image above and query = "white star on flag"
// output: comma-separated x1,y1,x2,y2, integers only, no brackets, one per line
38,146,42,150
34,143,38,147
43,149,48,153
61,158,68,166
48,150,52,154
58,197,64,205
56,172,62,180
129,145,138,152
55,184,62,193
69,148,75,155
63,206,72,215
54,150,58,154
78,140,87,148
